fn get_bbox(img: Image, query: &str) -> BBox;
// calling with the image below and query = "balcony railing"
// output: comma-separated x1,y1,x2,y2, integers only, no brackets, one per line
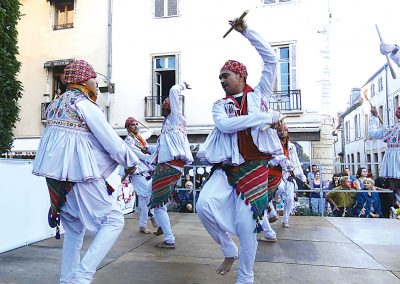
144,95,184,121
144,90,300,120
269,89,302,112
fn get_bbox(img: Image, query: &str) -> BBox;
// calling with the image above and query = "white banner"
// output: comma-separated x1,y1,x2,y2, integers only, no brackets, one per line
0,159,54,254
0,160,135,254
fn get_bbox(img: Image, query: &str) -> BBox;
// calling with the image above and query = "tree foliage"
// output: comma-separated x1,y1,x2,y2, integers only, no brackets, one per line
0,0,22,154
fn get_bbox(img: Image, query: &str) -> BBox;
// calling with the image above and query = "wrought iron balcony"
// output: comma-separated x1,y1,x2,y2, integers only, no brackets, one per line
269,89,302,112
144,95,184,121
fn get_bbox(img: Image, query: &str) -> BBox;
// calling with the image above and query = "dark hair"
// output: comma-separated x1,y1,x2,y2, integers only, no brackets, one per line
356,167,367,178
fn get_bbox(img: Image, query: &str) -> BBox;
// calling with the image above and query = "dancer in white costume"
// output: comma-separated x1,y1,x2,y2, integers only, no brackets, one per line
147,82,193,249
196,18,290,284
259,122,307,242
33,60,139,284
122,117,157,234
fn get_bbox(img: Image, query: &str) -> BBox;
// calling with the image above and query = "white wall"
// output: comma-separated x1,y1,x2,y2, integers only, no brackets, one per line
110,0,330,130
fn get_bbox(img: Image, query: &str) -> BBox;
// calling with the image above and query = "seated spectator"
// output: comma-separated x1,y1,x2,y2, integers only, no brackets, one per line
342,170,361,190
343,167,357,182
354,178,382,218
356,167,368,190
326,176,357,217
175,181,194,213
327,173,341,190
375,176,395,218
307,164,318,182
391,203,400,219
308,171,328,215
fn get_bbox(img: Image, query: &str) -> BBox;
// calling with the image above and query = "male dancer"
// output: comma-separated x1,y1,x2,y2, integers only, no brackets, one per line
196,18,290,284
33,60,139,283
122,117,156,234
259,122,307,241
147,82,193,248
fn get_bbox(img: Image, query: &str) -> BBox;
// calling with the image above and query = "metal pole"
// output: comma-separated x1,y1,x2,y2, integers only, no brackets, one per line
106,0,113,122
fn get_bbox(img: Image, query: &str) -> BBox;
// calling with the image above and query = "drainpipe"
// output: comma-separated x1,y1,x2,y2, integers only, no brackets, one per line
106,0,113,122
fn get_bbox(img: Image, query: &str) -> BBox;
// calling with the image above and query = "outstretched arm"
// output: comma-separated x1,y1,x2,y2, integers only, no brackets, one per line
169,82,190,116
368,106,386,140
380,43,400,67
229,18,277,98
76,100,139,169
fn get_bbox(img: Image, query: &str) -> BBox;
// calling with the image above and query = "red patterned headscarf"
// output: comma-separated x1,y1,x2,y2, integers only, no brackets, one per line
396,106,400,120
220,60,248,79
60,60,97,84
125,117,138,128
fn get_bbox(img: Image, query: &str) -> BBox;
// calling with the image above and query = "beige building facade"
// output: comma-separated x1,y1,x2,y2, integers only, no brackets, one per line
11,0,110,157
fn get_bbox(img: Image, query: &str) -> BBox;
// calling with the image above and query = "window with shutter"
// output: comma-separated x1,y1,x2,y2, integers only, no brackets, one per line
270,43,300,111
146,54,180,118
155,0,164,18
155,0,178,18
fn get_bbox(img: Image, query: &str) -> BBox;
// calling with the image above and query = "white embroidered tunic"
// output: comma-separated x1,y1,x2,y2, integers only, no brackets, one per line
197,28,286,167
33,89,139,182
147,83,194,165
368,116,400,179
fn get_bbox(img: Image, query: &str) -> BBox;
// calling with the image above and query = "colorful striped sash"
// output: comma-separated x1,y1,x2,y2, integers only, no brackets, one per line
225,161,282,232
45,178,73,239
149,163,182,208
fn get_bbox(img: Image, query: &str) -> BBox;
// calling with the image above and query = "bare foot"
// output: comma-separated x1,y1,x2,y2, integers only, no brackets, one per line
216,257,236,275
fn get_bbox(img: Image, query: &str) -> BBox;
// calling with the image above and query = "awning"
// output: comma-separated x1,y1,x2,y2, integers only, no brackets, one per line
7,138,41,156
44,59,74,68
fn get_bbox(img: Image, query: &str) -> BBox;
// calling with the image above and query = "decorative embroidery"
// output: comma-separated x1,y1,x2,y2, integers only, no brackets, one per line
46,119,90,131
45,89,90,131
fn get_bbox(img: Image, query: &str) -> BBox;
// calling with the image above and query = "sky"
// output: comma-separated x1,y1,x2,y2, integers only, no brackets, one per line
329,0,399,113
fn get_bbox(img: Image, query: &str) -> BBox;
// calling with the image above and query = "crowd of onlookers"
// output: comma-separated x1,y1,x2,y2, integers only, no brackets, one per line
166,165,399,220
296,165,399,219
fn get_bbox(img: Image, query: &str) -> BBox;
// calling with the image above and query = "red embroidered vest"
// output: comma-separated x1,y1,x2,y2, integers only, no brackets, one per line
227,85,272,161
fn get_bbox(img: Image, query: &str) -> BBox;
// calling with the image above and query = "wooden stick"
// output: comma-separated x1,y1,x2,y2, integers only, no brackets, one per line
375,24,397,79
363,92,384,124
223,10,249,38
262,115,287,131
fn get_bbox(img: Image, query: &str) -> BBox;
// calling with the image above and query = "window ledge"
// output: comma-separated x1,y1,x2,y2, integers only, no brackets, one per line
145,116,164,123
281,110,303,116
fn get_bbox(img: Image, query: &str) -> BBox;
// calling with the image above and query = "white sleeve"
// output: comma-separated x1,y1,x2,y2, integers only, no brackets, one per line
242,28,277,99
169,83,186,116
76,100,139,168
212,102,279,134
390,49,400,68
368,116,386,140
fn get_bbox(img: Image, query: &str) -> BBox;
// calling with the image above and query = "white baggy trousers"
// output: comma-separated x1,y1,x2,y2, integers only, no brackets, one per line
196,169,257,284
59,179,124,284
131,174,152,228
